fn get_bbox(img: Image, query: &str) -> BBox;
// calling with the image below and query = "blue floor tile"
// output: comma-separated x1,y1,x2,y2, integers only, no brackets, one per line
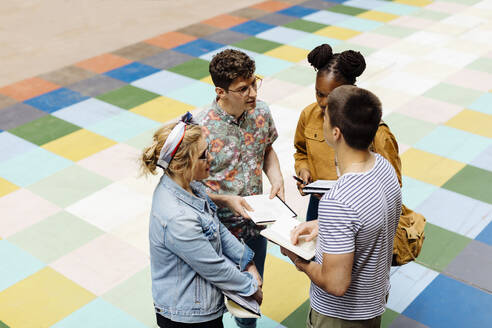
256,26,311,44
403,274,492,328
131,70,196,96
173,38,226,57
471,144,492,173
377,2,420,15
24,88,89,114
0,132,37,163
0,148,72,187
303,11,352,25
343,0,388,10
52,98,125,128
51,298,148,328
416,188,492,239
277,6,317,18
476,221,492,246
104,62,160,83
86,111,160,143
414,126,491,164
0,240,44,292
230,21,276,36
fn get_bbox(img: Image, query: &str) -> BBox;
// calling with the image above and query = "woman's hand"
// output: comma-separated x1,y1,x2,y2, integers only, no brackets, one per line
251,285,263,305
290,220,318,245
209,194,253,219
296,169,312,196
246,262,262,288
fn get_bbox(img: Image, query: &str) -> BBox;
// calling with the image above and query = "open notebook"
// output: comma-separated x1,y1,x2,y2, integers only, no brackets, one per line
243,194,297,225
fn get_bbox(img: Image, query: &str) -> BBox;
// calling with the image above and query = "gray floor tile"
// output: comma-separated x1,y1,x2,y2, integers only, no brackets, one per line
204,30,250,44
0,103,47,130
176,23,221,38
389,315,429,328
301,0,339,10
139,50,195,70
0,94,17,110
38,65,96,86
67,75,126,97
444,240,492,292
229,7,268,20
256,13,299,26
112,42,166,61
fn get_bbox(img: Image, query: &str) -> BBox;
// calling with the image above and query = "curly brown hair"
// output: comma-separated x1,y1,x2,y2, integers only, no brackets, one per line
209,49,255,90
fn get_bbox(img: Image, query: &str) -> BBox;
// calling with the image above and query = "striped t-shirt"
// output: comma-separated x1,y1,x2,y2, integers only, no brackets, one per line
311,153,401,320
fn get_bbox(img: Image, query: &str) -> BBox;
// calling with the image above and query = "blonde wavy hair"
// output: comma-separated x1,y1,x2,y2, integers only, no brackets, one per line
141,122,203,180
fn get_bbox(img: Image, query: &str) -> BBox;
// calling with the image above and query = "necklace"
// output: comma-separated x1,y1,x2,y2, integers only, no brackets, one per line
335,154,374,177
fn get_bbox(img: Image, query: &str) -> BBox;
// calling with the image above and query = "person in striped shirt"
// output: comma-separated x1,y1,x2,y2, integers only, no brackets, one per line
281,85,402,328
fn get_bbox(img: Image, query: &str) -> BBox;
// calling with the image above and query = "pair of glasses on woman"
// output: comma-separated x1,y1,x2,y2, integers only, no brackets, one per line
227,76,262,97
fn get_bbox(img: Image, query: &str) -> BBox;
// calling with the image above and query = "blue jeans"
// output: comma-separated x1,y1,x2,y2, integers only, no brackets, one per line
306,195,320,222
234,235,267,328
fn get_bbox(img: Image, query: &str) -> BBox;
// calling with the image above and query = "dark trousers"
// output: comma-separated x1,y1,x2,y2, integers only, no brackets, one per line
306,194,320,221
156,313,223,328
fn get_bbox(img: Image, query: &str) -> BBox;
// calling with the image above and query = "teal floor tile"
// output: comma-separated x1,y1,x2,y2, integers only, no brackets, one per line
0,240,44,292
87,111,160,142
335,17,384,32
254,54,294,77
468,93,492,115
51,298,149,328
423,83,482,108
414,125,491,164
288,34,342,51
166,81,215,107
0,147,72,187
223,312,281,328
273,65,315,86
377,2,420,15
402,176,438,210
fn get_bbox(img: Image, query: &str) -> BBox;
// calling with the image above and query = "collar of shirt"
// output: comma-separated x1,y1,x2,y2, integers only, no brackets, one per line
161,174,216,213
212,99,246,126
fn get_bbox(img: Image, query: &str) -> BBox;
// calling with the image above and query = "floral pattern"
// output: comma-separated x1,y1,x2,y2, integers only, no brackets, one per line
198,99,278,240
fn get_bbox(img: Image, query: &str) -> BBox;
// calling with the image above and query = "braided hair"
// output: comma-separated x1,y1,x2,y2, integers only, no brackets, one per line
307,44,366,85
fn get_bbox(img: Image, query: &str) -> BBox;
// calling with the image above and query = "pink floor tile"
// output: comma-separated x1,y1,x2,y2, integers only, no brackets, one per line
395,96,463,124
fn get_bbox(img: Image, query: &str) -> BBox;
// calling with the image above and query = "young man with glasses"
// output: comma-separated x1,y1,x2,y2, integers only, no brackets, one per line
198,49,284,328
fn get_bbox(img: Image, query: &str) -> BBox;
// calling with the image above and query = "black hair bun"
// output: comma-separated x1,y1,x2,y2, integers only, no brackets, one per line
338,50,366,79
307,44,333,71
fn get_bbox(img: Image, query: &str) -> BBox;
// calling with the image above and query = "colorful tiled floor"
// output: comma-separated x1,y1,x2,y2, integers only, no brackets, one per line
1,0,492,327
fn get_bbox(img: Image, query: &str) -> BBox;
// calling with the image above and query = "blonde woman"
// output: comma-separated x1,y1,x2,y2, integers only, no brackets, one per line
142,112,262,328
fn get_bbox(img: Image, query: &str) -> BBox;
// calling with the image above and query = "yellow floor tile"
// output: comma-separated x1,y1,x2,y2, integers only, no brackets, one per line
445,109,492,138
261,254,311,322
131,96,194,123
264,45,309,63
0,267,95,328
396,0,432,6
401,148,465,186
315,26,361,40
0,177,19,197
357,10,399,23
42,129,116,162
201,75,214,85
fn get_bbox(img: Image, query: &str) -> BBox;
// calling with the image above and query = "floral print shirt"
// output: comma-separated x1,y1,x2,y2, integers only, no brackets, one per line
198,99,278,241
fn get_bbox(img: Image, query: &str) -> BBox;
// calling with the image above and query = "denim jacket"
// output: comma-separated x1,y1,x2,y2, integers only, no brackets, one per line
149,174,257,323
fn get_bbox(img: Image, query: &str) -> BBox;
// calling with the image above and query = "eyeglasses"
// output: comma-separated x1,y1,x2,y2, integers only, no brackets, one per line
198,148,209,161
227,76,262,96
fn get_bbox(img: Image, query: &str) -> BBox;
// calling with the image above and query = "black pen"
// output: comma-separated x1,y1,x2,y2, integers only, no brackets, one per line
292,175,306,184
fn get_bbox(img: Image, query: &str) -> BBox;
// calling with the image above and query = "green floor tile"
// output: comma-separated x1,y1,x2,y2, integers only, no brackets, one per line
7,211,103,263
96,85,160,110
124,129,154,150
442,165,492,205
168,58,210,80
8,115,81,146
423,83,482,108
416,223,471,272
0,320,9,328
27,165,111,207
103,266,155,328
283,19,327,33
328,5,366,16
381,308,399,328
382,112,436,146
281,298,310,327
409,9,450,21
372,25,417,38
233,37,283,54
273,65,315,86
466,58,492,75
332,42,376,57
